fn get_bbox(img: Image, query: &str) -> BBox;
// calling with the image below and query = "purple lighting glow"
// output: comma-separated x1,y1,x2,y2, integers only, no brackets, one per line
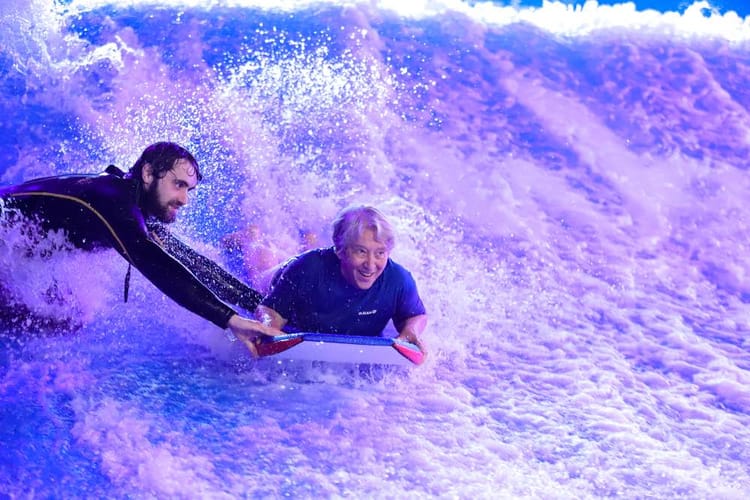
1,0,749,497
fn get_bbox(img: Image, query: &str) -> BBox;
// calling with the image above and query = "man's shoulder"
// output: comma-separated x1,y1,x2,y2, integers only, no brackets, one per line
384,257,413,277
380,258,419,291
1,169,132,198
268,247,335,290
291,246,336,267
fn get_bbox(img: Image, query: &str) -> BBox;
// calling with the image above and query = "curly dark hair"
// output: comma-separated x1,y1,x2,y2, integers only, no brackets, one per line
128,142,202,183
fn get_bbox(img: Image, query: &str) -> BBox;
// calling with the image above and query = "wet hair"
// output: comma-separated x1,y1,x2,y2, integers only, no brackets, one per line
128,142,202,183
332,204,395,253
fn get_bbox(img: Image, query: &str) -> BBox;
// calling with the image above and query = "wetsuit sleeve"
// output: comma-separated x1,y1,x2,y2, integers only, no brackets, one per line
150,225,263,313
123,236,237,328
0,174,239,329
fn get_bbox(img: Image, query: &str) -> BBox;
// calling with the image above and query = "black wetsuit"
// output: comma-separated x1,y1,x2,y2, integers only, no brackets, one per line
0,166,261,328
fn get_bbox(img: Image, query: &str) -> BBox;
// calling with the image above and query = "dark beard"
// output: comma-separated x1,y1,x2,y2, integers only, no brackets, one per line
143,181,175,223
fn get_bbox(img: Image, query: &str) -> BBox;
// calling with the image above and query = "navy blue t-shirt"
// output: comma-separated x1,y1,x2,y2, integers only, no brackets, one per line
261,247,426,336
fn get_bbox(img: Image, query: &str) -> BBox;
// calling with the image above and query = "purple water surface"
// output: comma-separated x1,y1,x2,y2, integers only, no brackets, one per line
1,1,749,497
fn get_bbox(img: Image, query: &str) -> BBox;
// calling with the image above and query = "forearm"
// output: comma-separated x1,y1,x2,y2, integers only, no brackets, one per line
397,314,427,343
122,232,237,329
134,254,237,328
155,227,262,311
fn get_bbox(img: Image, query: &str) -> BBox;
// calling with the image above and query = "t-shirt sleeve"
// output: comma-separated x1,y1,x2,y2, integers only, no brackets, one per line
260,255,306,322
393,268,427,331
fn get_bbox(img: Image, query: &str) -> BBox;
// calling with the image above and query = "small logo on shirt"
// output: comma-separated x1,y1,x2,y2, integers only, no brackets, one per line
358,309,377,316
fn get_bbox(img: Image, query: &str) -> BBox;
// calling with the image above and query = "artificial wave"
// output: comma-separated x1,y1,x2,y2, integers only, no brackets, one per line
1,0,749,497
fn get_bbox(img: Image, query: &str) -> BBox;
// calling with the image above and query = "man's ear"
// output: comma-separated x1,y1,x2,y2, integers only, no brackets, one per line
141,163,154,187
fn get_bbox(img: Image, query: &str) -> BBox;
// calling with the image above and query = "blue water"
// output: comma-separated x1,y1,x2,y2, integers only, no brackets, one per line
2,0,750,497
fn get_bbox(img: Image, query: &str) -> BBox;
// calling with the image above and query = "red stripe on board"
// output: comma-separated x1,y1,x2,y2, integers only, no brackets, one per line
256,337,304,357
393,342,425,365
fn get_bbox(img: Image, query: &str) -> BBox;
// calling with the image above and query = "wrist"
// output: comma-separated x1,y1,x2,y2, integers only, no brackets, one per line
399,330,416,341
226,314,240,330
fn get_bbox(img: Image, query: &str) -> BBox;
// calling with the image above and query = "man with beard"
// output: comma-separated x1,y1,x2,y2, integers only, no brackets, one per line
0,142,278,352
